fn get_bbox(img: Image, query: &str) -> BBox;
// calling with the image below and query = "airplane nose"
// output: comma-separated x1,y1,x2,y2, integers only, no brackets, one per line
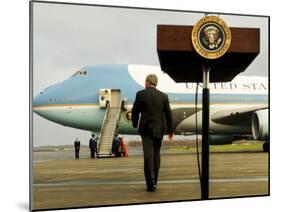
33,91,46,107
33,90,50,117
33,95,41,115
33,95,40,107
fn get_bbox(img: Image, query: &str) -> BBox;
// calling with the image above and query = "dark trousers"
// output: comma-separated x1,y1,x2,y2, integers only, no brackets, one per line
75,150,79,159
141,135,162,188
91,149,97,158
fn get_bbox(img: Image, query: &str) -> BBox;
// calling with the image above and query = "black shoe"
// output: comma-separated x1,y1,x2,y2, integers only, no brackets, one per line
146,185,156,192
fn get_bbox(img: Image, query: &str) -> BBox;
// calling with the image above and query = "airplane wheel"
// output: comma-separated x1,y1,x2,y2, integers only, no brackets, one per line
263,142,269,153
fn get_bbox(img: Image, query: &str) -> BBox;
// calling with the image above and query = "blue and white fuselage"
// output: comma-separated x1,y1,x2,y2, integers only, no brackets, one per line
33,64,268,141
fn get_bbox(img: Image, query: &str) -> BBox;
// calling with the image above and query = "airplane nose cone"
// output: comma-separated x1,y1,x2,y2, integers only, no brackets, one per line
33,91,46,106
33,94,40,108
33,96,41,116
33,91,49,117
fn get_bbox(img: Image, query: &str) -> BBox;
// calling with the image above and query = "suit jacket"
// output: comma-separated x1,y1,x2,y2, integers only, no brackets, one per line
89,139,97,149
132,87,173,138
74,141,80,150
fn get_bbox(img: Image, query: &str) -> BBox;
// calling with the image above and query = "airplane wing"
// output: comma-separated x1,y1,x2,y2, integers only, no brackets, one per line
172,107,198,129
211,105,268,126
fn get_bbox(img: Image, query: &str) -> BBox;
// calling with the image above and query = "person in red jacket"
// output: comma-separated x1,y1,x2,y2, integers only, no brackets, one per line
120,136,128,157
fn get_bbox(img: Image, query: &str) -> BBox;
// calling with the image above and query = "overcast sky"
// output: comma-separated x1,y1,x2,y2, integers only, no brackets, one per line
32,2,269,147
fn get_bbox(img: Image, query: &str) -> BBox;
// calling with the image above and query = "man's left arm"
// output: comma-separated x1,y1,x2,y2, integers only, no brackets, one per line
164,95,173,139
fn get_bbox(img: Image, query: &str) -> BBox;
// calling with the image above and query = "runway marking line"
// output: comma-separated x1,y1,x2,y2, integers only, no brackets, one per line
34,176,268,187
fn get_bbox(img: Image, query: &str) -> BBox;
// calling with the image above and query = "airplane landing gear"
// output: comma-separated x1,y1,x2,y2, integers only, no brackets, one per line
263,141,269,153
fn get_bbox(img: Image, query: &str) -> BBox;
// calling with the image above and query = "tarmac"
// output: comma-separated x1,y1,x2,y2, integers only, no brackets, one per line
32,149,269,210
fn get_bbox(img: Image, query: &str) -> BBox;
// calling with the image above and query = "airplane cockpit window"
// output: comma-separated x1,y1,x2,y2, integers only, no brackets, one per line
71,71,80,77
71,70,88,77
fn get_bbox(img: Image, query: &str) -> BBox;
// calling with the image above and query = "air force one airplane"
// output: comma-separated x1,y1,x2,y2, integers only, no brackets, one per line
33,64,269,154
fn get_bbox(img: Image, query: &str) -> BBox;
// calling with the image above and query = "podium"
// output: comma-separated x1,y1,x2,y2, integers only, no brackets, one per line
157,20,260,200
157,25,260,82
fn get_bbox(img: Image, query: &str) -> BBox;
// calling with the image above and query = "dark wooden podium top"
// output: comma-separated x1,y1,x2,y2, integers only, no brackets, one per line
157,25,260,82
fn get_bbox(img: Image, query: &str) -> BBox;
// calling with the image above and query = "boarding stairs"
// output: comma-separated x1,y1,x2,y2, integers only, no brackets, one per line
97,102,122,158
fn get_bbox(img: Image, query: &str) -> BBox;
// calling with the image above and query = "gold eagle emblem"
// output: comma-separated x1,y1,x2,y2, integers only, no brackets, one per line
191,16,231,59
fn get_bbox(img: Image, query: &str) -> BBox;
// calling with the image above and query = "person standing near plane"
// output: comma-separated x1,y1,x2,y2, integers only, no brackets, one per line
89,134,98,159
132,74,173,192
120,136,128,157
74,138,80,159
112,135,121,157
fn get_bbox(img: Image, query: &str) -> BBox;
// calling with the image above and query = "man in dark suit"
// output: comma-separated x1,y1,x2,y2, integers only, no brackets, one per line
89,134,98,158
132,74,173,192
74,138,80,159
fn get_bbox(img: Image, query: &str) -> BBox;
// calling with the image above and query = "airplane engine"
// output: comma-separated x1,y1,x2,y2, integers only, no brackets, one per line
252,109,268,140
210,135,233,145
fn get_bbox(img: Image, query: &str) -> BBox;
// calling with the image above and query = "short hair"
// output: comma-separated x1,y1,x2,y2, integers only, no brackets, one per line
145,74,158,86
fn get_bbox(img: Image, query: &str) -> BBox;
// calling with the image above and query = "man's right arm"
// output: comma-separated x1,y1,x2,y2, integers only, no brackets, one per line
164,94,174,139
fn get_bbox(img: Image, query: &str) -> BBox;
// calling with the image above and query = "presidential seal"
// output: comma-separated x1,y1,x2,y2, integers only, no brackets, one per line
191,16,231,59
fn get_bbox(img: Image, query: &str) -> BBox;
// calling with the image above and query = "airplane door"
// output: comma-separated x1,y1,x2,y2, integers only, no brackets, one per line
99,89,121,108
99,89,111,108
110,90,121,107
